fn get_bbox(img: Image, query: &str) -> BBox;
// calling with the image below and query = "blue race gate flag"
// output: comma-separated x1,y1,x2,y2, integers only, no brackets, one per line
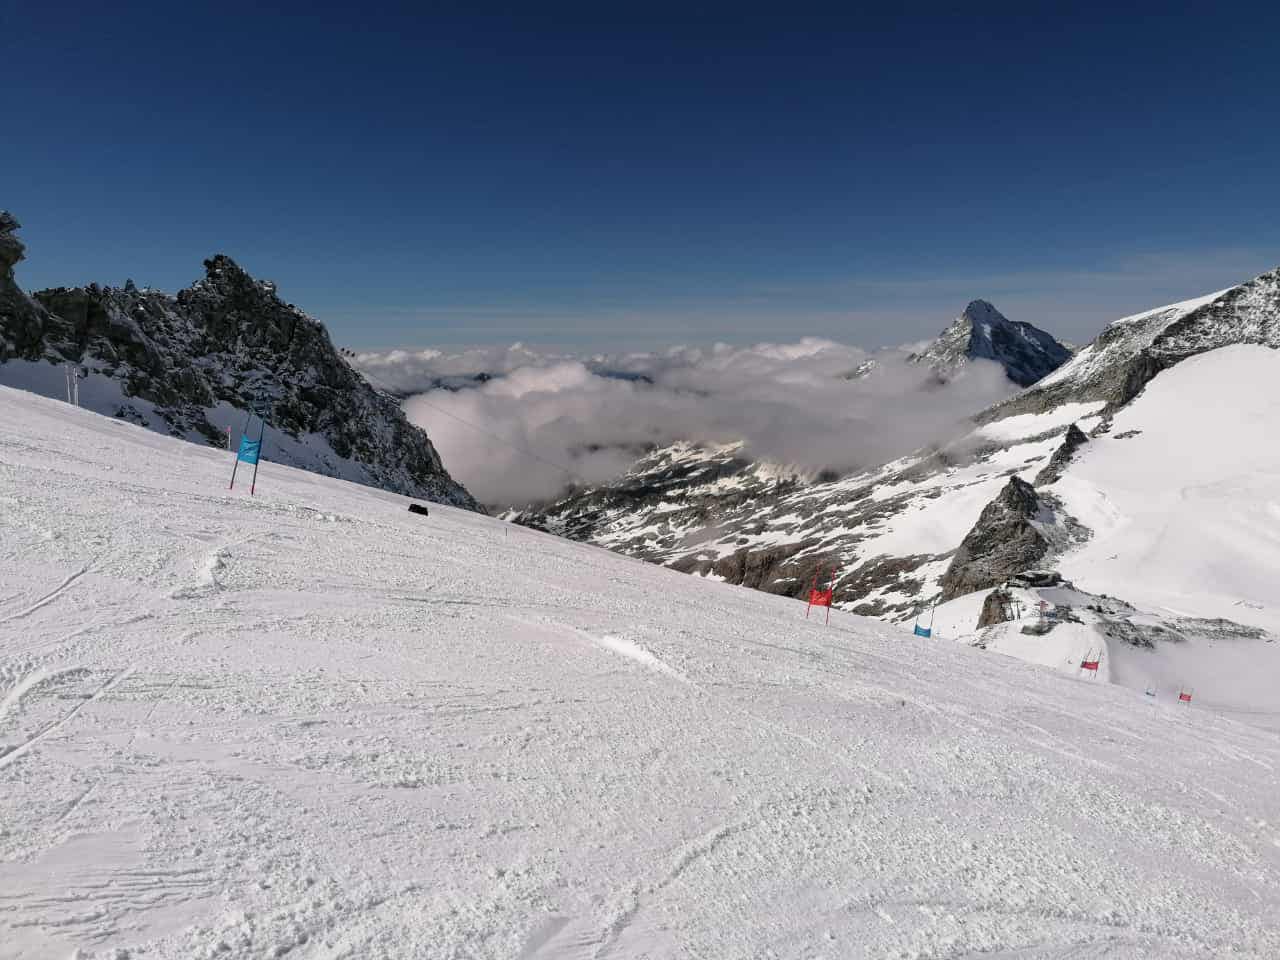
237,437,262,465
913,624,932,638
229,408,268,495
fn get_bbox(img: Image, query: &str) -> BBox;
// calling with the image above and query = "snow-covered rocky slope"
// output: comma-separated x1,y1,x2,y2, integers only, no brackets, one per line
4,385,1280,958
0,212,476,508
511,302,1073,583
985,266,1280,419
929,345,1279,720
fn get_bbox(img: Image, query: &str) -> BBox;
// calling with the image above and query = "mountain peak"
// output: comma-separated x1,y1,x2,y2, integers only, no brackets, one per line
910,301,1073,388
960,299,1007,325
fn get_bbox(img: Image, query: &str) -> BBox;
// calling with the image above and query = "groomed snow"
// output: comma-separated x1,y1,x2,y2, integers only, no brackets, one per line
3,385,1280,958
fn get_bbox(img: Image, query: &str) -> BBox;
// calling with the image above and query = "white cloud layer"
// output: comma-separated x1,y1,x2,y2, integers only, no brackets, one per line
354,340,1017,507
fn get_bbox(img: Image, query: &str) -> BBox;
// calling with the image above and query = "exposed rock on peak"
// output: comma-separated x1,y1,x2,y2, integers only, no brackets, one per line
0,214,478,509
0,211,53,363
0,211,26,270
909,300,1073,387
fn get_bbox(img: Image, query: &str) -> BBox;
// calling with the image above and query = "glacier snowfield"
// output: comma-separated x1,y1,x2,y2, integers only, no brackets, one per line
2,384,1280,959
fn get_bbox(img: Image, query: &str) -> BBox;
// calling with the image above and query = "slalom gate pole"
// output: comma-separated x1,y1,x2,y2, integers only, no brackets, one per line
228,407,254,490
249,415,266,496
825,567,832,625
806,569,816,619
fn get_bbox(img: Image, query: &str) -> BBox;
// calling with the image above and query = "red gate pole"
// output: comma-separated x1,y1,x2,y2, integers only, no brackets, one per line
806,569,817,619
825,567,832,625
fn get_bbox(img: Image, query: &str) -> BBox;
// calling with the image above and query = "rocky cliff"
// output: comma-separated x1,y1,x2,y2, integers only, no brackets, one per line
0,213,477,509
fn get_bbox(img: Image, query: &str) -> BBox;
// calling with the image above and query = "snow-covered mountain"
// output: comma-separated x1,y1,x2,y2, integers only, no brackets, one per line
987,268,1278,417
0,212,476,508
514,267,1280,691
3,384,1279,958
511,301,1071,560
907,299,1074,387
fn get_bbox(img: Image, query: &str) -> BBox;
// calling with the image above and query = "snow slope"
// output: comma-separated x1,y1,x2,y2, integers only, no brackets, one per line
3,384,1280,959
1056,345,1280,633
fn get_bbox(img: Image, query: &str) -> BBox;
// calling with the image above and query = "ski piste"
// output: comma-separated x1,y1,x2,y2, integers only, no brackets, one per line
2,382,1280,957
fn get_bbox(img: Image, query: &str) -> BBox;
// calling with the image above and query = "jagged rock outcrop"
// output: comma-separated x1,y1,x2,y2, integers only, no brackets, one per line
0,213,54,361
938,477,1051,602
908,300,1073,387
1033,423,1089,485
0,213,477,508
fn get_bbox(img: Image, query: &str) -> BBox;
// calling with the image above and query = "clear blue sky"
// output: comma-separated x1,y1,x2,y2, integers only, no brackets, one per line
4,2,1278,349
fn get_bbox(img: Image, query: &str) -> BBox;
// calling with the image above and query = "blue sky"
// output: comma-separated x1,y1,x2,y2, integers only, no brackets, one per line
4,2,1278,349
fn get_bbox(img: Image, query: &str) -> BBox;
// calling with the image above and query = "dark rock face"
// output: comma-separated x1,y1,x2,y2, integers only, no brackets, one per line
939,477,1051,602
977,588,1017,628
673,542,823,598
908,300,1074,387
0,213,54,361
1033,423,1089,486
0,213,477,509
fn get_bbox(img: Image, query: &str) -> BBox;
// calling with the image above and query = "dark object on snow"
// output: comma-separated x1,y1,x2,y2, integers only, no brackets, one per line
408,503,430,517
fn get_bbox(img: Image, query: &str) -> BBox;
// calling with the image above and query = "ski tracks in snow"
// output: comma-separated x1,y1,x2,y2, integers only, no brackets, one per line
0,664,136,770
0,562,93,625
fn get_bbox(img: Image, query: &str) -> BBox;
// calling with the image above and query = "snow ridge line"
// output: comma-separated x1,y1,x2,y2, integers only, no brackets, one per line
0,664,136,770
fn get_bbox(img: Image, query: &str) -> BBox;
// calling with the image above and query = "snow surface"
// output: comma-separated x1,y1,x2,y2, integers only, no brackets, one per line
3,384,1280,958
1056,345,1280,634
976,402,1104,443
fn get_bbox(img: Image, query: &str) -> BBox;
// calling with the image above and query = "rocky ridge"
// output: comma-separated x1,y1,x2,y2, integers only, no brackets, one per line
982,268,1280,421
0,213,477,508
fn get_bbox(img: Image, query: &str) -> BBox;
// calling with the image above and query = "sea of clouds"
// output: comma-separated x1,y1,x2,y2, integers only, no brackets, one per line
353,339,1017,507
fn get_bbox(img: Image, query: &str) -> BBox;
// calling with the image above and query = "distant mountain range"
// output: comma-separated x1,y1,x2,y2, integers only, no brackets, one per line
0,212,476,508
509,299,1077,589
511,267,1280,658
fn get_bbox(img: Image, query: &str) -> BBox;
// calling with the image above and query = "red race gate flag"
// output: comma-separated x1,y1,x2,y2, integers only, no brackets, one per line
1178,690,1193,703
805,567,836,625
808,587,833,606
1079,650,1101,672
